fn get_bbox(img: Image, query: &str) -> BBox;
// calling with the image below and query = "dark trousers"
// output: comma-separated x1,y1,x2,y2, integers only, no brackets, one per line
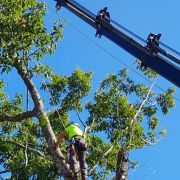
69,137,87,180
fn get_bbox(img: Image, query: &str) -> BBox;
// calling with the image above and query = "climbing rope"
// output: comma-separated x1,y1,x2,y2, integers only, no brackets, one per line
42,79,66,129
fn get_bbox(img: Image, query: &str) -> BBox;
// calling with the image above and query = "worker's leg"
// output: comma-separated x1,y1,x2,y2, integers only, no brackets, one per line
78,149,87,180
75,138,88,180
69,144,79,179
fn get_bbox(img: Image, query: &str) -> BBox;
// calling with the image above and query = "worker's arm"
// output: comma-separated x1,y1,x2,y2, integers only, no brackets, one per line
54,130,68,149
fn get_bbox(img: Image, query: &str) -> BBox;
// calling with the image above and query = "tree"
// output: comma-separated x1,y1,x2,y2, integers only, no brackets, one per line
0,0,176,179
86,67,175,179
0,0,92,179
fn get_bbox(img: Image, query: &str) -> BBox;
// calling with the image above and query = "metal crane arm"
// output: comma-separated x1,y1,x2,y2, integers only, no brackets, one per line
56,0,180,87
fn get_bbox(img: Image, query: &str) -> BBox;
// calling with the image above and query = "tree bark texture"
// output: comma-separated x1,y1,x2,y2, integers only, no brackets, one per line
116,150,128,180
15,64,70,177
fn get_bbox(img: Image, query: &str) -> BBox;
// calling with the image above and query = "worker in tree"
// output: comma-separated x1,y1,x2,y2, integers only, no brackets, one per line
54,122,88,180
95,7,110,38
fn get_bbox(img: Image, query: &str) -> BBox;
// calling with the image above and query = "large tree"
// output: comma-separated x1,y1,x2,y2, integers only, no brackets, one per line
86,67,175,179
0,0,176,179
0,0,83,179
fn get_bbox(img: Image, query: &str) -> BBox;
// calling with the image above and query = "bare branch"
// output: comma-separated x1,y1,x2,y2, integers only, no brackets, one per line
89,145,114,175
84,118,95,134
2,139,45,157
24,142,28,166
131,81,156,125
27,48,41,59
146,101,158,106
124,81,156,152
140,136,154,146
140,136,162,146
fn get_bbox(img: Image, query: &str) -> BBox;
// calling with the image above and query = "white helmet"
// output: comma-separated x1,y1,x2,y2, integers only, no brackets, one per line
72,123,80,128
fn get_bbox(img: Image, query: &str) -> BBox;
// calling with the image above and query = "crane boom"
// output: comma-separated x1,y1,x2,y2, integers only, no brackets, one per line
56,0,180,87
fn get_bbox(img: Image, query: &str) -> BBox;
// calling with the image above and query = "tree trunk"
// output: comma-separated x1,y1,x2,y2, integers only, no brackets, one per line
15,64,70,178
116,150,128,180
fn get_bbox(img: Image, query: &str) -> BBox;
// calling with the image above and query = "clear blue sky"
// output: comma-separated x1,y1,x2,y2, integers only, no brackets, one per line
44,0,180,179
3,0,180,179
45,0,180,179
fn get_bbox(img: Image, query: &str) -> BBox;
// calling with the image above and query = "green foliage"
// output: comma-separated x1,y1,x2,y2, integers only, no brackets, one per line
38,115,48,126
86,67,175,158
0,80,23,122
148,116,159,130
83,68,175,178
0,117,60,179
48,111,69,134
0,0,64,74
32,63,53,78
0,0,64,178
135,59,159,79
157,87,176,115
87,135,118,179
42,68,92,112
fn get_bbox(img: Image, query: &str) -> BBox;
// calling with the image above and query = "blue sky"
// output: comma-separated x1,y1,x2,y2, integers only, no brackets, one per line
45,0,180,179
43,0,180,179
2,0,180,179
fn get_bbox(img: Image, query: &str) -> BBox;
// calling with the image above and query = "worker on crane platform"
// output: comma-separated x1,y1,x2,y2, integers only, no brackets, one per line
54,122,88,180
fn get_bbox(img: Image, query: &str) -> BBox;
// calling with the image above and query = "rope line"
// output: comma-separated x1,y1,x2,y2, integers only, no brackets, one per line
43,80,66,129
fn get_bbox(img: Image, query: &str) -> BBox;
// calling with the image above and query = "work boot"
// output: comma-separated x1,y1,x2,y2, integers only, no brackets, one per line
81,173,88,180
65,171,78,180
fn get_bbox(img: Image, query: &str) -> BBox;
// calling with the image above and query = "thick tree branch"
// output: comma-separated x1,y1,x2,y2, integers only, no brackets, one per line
13,63,70,177
14,63,43,112
116,150,128,180
0,110,36,122
0,170,10,175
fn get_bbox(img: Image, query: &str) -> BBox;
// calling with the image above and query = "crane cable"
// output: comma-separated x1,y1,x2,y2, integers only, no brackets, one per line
59,16,180,102
108,17,180,59
157,40,180,57
46,5,180,103
108,18,147,44
43,2,180,103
